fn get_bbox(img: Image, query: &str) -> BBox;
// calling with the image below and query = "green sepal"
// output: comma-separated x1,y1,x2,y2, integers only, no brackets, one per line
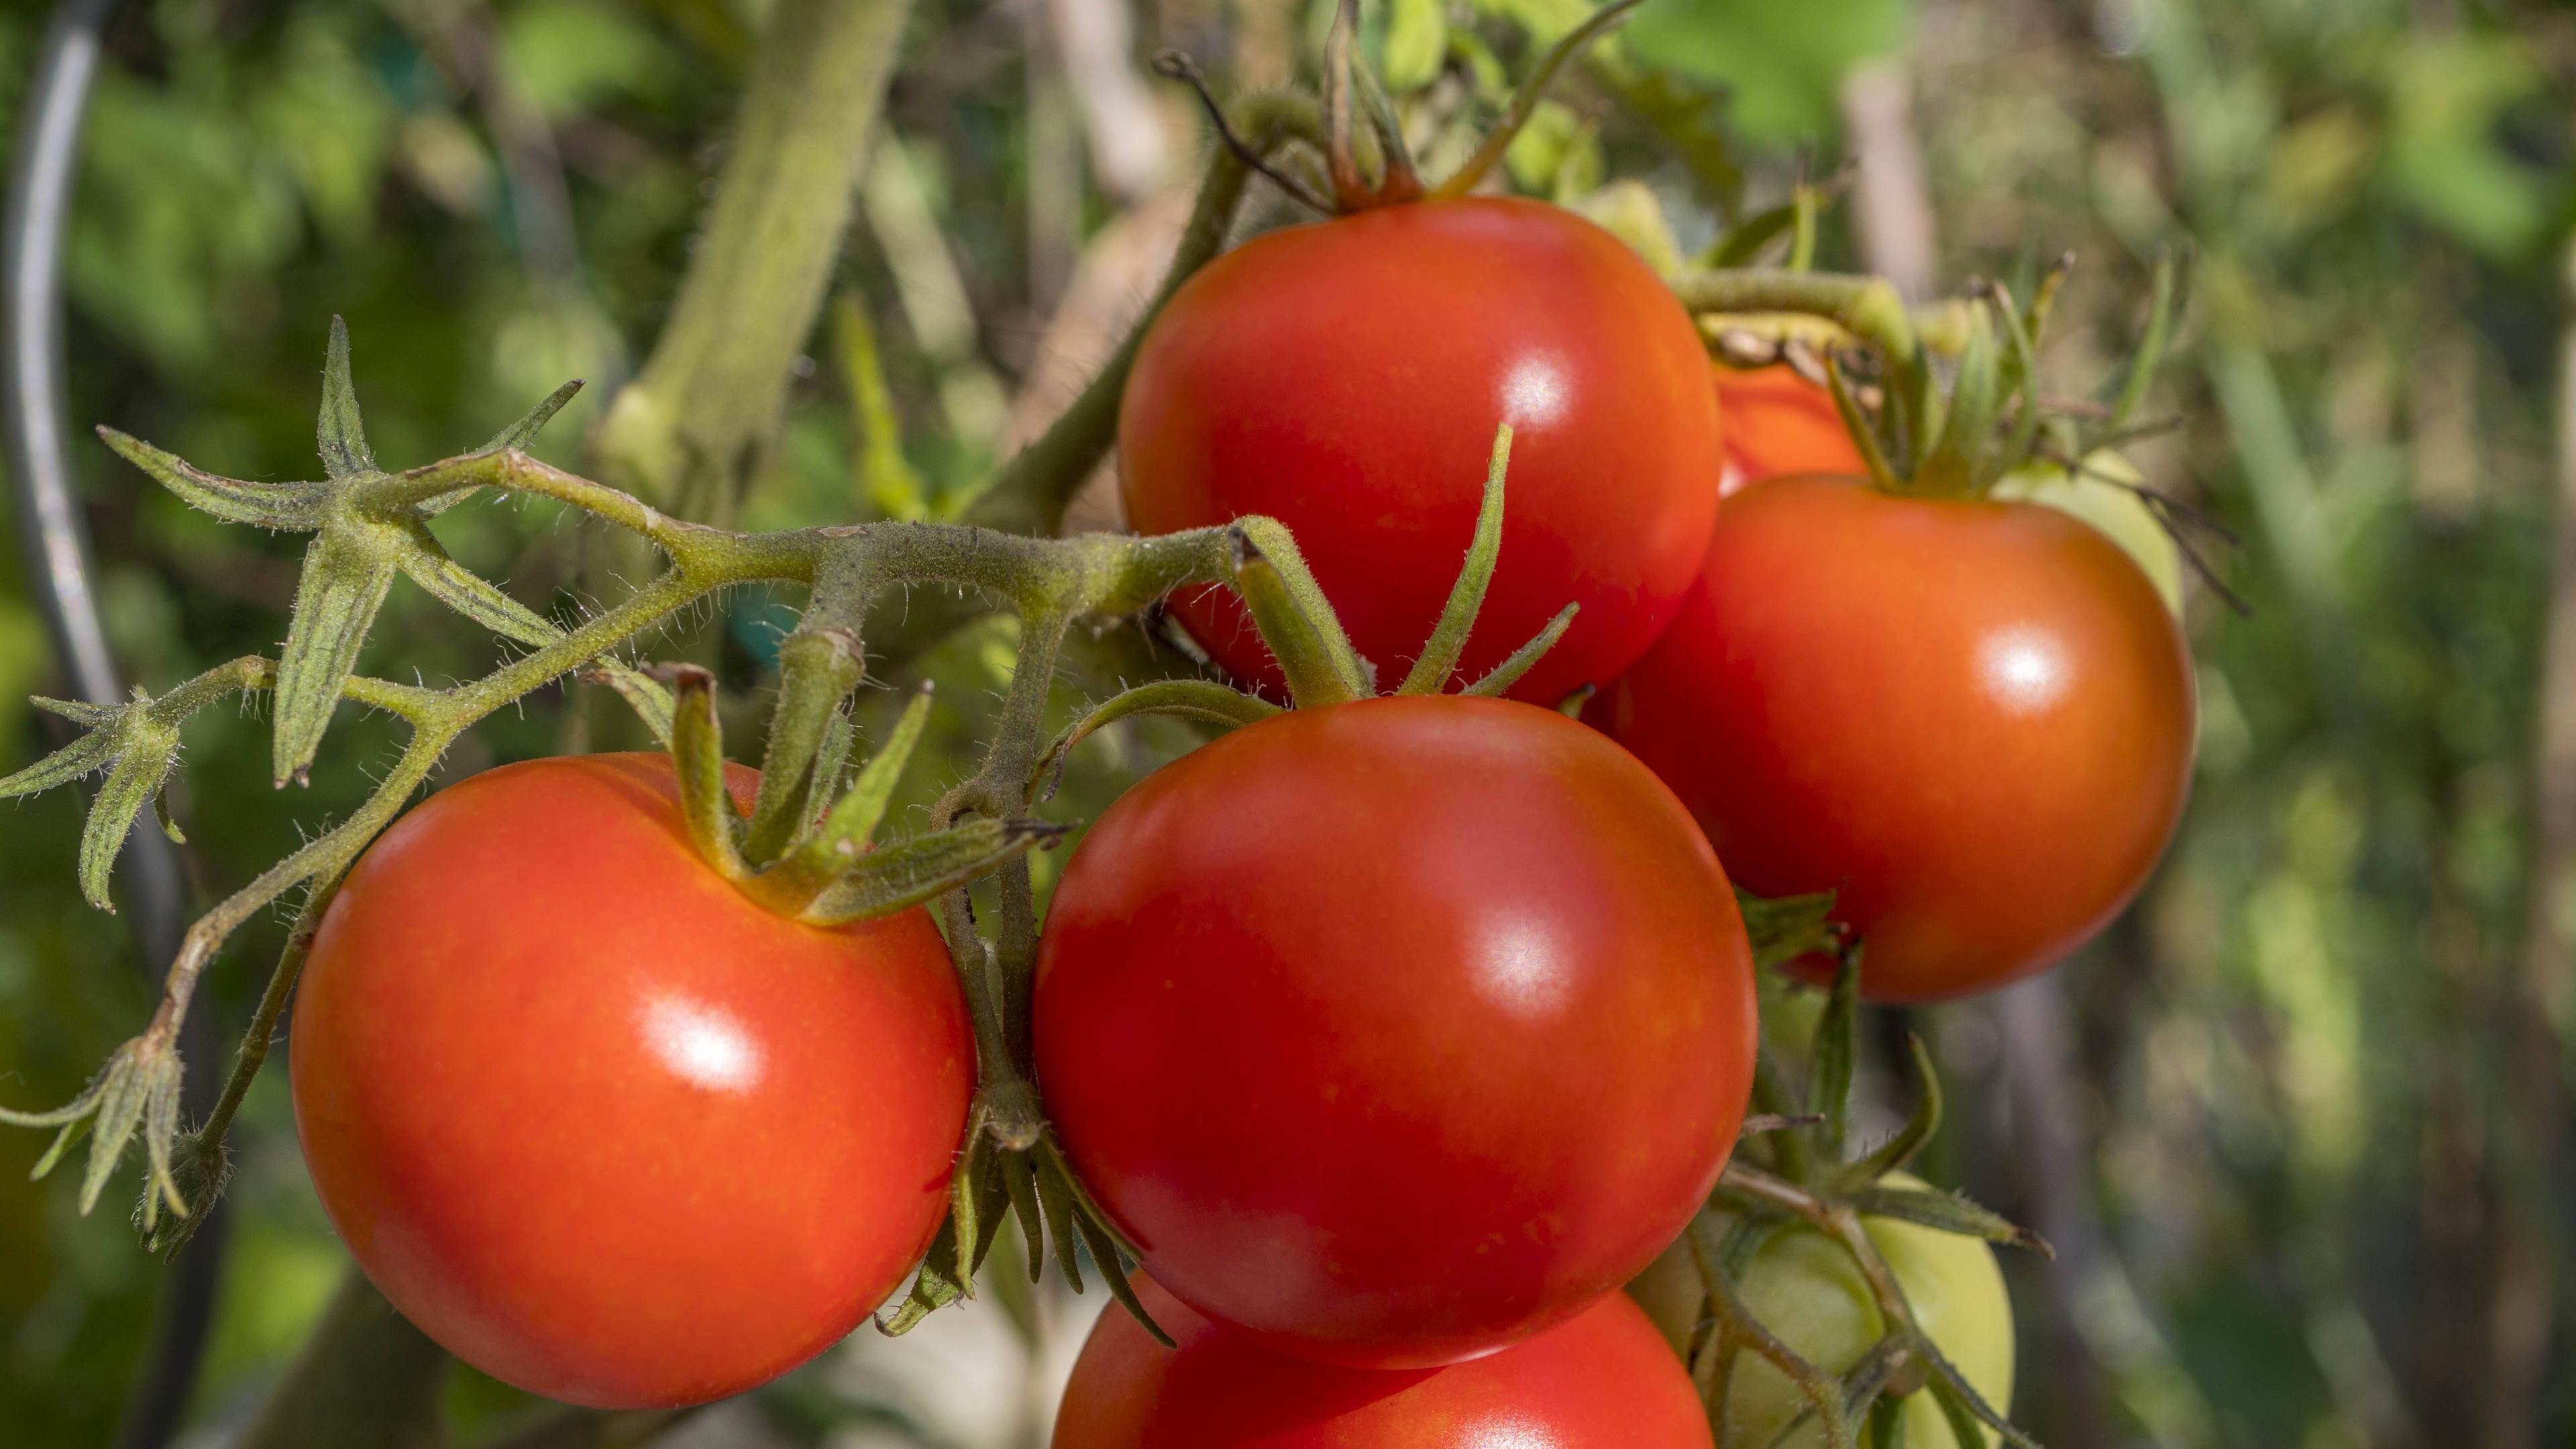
1918,1334,2042,1448
1808,954,1860,1162
1915,305,2000,497
1706,200,1800,269
1461,602,1576,697
0,709,124,799
142,1129,231,1256
877,1133,1013,1337
1398,423,1512,697
1844,1185,2052,1258
95,429,331,531
1823,354,1903,492
2,1035,186,1225
999,1149,1046,1285
796,818,1069,924
396,523,674,743
480,378,585,456
1737,887,1840,970
1033,1148,1088,1295
78,719,182,912
269,528,400,786
657,664,749,879
1841,1035,1941,1185
1036,680,1280,801
317,316,376,480
803,682,936,859
1228,520,1373,706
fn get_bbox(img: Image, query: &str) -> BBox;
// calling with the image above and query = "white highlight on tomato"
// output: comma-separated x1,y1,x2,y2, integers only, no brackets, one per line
640,994,765,1093
1476,916,1571,1020
1977,625,2072,717
1501,355,1568,429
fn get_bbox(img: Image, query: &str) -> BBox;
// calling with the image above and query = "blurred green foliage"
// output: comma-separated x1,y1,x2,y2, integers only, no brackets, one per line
0,0,2569,1445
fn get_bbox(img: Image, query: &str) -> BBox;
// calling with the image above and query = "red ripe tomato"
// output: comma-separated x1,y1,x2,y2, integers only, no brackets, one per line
1053,1278,1715,1448
1118,197,1721,703
1712,363,1866,495
290,753,973,1408
1604,477,2195,1000
1034,696,1756,1367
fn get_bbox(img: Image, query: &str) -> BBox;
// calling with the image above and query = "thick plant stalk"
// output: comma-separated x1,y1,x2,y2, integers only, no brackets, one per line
231,1273,449,1449
590,0,916,530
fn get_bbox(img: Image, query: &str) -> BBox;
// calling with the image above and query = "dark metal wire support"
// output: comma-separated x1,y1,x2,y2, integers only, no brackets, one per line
5,1,227,1444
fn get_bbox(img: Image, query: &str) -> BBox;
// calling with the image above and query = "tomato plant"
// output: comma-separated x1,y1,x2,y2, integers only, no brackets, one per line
1713,363,1868,495
1118,196,1721,704
1629,1174,2015,1449
1034,694,1758,1368
1605,476,2195,1000
1054,1277,1716,1448
290,752,974,1409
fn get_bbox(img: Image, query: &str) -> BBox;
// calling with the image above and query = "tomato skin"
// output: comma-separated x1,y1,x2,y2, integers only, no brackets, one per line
1055,1279,1715,1448
1627,1177,2015,1447
1034,695,1757,1367
290,753,973,1409
1605,476,2194,1000
1713,364,1868,496
1118,197,1721,702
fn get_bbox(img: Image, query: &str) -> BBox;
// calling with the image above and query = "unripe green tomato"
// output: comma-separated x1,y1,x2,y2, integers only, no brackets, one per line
1626,1176,2015,1448
1990,449,2184,615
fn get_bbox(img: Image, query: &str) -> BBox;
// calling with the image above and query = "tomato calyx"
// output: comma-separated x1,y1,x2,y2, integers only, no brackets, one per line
653,665,1066,924
1152,0,1650,219
1674,955,2049,1449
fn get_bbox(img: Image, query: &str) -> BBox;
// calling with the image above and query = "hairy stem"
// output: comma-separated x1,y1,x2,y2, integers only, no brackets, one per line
590,0,918,530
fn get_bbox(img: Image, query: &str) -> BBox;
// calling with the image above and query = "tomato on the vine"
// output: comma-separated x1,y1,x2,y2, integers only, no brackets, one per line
1054,1277,1715,1447
290,753,973,1409
1604,476,2194,1000
1713,362,1868,495
1118,197,1722,703
1034,695,1758,1368
1627,1176,2015,1448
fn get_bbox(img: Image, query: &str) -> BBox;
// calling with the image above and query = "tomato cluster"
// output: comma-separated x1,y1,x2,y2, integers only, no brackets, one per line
282,162,2193,1445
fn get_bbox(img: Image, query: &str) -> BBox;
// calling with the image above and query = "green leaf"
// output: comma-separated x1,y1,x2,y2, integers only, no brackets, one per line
317,316,376,480
270,529,400,786
1622,0,1914,143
